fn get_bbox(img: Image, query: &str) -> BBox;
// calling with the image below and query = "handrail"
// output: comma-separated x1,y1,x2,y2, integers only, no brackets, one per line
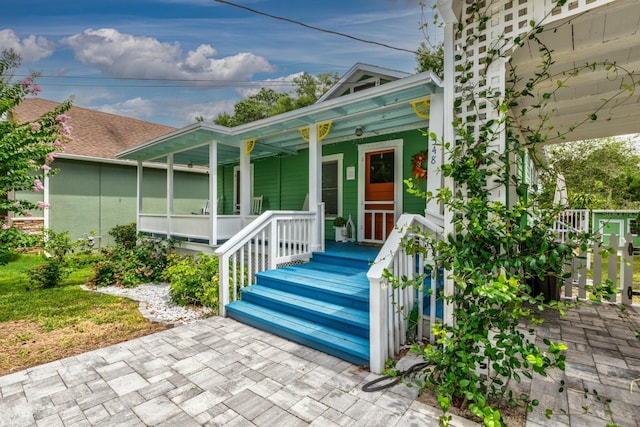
367,213,444,374
215,207,322,316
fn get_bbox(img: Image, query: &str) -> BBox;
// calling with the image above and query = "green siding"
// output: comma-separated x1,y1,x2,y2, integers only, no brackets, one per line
15,159,208,246
253,156,281,212
14,128,432,246
228,128,430,241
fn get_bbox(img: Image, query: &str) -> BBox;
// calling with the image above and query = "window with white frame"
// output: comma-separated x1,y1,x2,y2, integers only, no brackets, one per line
322,154,343,218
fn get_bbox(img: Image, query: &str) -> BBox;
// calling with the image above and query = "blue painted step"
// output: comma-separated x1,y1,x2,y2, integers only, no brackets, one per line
226,301,369,366
239,284,369,338
255,267,369,311
310,251,373,271
225,243,380,367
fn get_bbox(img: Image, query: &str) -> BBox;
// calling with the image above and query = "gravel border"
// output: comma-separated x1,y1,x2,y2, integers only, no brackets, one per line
82,283,213,326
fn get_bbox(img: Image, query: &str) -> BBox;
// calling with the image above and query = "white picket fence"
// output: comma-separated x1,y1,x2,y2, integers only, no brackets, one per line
564,232,635,305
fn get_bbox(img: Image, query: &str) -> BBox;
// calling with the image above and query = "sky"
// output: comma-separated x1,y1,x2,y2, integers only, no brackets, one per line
2,0,435,128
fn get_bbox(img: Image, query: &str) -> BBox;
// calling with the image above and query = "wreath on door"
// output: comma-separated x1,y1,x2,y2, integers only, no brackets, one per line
412,150,428,182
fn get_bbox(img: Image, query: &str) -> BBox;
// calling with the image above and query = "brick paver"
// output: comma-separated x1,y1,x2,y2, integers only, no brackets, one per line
1,304,638,426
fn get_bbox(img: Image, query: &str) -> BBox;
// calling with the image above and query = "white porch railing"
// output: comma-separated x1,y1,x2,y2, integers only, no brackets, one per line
564,232,635,305
553,209,590,242
367,213,445,374
215,206,324,316
138,213,251,243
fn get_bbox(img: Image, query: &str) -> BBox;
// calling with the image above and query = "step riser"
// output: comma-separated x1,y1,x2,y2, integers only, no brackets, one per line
254,276,368,311
241,291,369,339
311,253,372,270
227,306,369,366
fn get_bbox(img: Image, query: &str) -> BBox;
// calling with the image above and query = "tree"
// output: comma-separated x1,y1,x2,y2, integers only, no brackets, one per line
416,41,444,79
416,1,444,79
0,49,73,262
545,136,640,209
213,72,339,126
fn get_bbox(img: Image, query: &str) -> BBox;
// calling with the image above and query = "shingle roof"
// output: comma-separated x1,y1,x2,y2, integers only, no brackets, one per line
12,98,176,160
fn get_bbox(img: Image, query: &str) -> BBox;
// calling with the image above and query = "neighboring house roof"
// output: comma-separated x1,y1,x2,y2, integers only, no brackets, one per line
12,98,176,160
317,63,412,103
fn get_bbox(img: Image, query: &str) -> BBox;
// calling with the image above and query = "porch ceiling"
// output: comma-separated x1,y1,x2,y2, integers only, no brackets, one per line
116,72,442,167
510,0,640,144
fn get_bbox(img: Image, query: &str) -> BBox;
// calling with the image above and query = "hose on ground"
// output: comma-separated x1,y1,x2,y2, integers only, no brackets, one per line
361,361,432,392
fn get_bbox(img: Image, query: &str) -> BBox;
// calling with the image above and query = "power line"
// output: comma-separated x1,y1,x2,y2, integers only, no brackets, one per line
15,74,298,85
213,0,418,56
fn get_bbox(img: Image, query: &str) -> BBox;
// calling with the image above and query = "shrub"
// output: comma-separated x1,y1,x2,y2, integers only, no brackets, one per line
161,253,220,311
108,222,137,249
89,237,173,288
28,258,71,289
0,226,39,265
27,230,76,288
43,229,74,260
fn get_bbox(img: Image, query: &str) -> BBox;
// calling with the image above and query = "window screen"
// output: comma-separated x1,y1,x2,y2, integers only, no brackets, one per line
322,160,339,216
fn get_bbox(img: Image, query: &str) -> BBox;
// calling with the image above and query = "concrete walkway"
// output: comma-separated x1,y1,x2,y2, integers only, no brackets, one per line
1,303,639,426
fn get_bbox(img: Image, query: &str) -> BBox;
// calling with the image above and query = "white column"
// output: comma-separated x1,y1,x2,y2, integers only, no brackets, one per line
308,124,322,251
136,161,143,234
239,142,250,216
43,174,50,230
167,154,174,238
441,14,456,328
209,141,217,246
426,92,444,221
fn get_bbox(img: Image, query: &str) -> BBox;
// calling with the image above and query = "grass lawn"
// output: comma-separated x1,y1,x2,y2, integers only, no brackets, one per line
0,254,166,376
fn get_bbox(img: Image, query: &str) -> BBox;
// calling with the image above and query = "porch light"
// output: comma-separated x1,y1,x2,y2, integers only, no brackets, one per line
355,126,364,137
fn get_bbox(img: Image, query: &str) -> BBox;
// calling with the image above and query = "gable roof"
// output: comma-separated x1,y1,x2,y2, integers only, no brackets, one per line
12,98,176,160
317,63,412,103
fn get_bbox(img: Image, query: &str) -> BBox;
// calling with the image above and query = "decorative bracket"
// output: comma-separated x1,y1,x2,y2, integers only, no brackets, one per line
245,139,256,155
299,121,333,142
410,97,431,119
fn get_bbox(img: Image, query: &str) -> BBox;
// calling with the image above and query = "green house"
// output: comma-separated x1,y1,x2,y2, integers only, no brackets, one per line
10,99,209,246
116,64,446,249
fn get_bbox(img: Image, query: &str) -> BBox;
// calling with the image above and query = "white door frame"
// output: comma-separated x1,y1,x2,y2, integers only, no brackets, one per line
357,139,403,243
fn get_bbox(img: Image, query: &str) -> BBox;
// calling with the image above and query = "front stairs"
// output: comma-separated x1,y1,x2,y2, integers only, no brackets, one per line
225,243,379,366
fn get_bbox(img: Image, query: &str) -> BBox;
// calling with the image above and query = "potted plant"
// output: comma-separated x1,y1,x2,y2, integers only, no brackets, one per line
333,217,347,242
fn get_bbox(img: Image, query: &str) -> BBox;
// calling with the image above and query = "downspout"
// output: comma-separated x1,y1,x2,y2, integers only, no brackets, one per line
209,141,217,245
136,161,143,235
167,154,174,238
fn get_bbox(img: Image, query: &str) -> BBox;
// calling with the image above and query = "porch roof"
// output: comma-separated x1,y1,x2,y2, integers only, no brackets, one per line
509,0,640,143
115,71,442,166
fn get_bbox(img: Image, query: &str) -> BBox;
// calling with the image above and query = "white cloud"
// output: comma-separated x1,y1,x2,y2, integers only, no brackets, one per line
0,29,55,62
61,28,275,82
94,97,156,119
181,100,237,125
235,72,302,98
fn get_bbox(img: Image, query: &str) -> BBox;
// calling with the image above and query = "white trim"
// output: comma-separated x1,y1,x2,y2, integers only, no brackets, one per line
322,153,344,219
357,139,404,242
598,219,625,245
55,153,208,173
43,174,50,230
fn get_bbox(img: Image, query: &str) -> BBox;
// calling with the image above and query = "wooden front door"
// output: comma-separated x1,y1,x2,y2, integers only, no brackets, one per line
364,149,395,243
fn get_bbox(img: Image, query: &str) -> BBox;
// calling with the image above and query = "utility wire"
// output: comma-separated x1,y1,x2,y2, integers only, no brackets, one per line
213,0,418,55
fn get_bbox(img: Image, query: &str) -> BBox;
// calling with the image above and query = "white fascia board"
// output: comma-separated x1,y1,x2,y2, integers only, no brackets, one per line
56,153,208,173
